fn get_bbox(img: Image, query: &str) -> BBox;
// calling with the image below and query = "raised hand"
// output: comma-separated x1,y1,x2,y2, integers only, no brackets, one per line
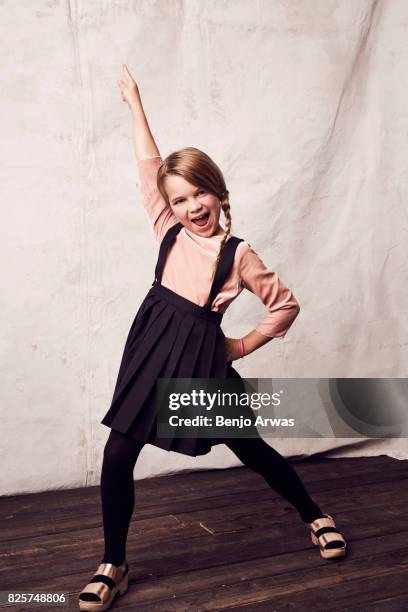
117,64,141,114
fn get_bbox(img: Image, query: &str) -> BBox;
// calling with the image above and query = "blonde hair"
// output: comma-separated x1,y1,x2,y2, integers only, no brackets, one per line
156,147,232,281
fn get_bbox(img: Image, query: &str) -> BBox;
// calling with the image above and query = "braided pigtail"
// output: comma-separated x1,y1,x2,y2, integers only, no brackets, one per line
209,191,232,281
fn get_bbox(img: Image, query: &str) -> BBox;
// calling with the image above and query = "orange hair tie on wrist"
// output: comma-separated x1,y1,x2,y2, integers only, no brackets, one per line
239,338,245,358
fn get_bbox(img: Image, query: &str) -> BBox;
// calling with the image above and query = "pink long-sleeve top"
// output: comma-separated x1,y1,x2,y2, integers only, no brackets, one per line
136,156,300,339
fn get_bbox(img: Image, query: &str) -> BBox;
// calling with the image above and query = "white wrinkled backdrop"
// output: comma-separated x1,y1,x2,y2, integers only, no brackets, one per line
1,0,407,496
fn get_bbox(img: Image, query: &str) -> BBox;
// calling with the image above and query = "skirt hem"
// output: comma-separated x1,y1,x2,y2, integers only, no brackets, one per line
101,423,228,457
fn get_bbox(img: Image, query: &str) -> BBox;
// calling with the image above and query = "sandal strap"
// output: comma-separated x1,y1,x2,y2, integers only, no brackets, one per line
310,514,335,530
79,581,112,601
95,562,127,581
316,531,346,548
89,574,116,589
314,526,341,538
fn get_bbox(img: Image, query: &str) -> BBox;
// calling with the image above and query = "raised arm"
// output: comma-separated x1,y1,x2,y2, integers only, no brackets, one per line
118,64,160,160
117,64,178,242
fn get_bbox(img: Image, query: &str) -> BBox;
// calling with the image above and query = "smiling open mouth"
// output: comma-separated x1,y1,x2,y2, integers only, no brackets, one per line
192,213,210,226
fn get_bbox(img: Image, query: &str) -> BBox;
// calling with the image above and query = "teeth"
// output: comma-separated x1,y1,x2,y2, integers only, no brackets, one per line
194,214,207,220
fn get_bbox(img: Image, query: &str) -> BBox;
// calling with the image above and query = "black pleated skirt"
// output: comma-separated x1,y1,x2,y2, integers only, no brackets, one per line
101,282,253,456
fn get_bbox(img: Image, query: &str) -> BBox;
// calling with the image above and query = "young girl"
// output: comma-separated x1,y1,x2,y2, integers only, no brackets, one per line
78,65,347,611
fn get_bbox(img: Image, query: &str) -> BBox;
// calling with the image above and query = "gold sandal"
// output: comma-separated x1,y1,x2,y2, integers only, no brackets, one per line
309,513,347,559
78,561,129,611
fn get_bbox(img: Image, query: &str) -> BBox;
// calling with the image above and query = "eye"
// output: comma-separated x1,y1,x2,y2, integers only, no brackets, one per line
174,198,184,205
198,190,206,196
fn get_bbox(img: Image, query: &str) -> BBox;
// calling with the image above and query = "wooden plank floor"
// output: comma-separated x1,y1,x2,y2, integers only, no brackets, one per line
1,455,408,611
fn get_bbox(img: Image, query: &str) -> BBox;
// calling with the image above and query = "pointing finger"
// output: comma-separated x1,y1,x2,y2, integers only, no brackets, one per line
123,64,133,80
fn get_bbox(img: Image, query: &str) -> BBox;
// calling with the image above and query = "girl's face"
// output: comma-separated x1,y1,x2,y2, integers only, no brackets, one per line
164,174,224,237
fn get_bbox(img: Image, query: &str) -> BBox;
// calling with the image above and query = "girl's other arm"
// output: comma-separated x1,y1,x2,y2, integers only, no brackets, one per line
117,64,178,242
237,244,300,356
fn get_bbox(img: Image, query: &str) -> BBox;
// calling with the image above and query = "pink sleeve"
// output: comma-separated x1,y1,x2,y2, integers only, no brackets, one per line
137,156,178,243
238,244,300,338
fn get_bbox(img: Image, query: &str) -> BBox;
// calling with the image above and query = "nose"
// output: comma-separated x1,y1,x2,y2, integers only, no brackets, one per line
188,197,204,213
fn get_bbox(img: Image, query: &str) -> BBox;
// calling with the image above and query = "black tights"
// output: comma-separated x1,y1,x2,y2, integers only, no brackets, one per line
100,430,324,566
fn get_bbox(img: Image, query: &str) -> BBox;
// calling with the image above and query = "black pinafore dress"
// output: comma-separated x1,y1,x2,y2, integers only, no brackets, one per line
101,221,250,456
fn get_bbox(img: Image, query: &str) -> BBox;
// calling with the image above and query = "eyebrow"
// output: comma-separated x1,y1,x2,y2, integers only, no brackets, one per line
171,187,203,204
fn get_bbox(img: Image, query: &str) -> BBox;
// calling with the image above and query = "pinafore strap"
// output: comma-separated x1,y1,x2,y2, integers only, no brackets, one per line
152,222,184,286
204,234,243,312
152,222,243,311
